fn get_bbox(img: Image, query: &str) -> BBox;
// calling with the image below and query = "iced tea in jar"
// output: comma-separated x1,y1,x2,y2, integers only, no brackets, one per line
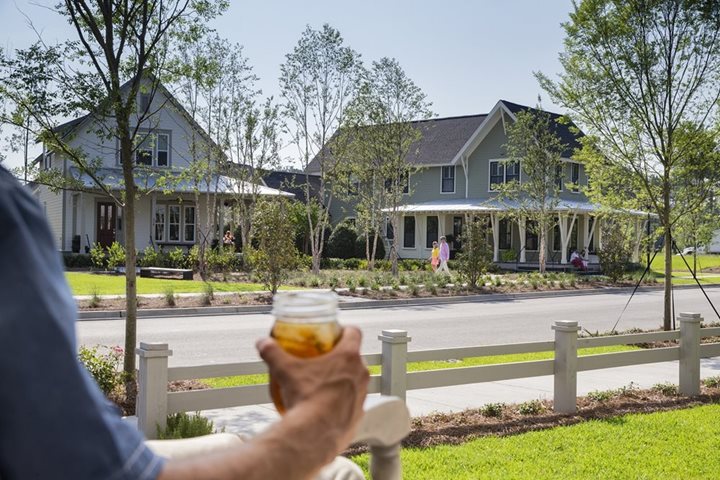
270,291,342,413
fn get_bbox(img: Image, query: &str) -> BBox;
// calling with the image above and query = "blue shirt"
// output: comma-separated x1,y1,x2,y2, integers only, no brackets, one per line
0,167,164,479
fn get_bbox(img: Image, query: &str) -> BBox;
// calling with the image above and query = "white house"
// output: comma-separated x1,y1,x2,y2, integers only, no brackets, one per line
33,79,289,253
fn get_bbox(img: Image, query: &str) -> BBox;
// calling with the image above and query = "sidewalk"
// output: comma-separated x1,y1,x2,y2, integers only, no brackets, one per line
199,357,720,437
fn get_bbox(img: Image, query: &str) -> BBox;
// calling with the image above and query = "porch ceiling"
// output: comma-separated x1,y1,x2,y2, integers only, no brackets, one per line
383,198,648,216
69,167,293,197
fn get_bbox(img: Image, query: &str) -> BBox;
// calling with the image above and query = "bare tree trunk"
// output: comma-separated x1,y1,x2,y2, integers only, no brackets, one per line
390,215,399,277
663,215,673,331
119,135,138,395
539,226,547,274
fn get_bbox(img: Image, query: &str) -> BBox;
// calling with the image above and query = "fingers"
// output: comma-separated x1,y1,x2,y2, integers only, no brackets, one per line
256,337,291,366
336,326,362,351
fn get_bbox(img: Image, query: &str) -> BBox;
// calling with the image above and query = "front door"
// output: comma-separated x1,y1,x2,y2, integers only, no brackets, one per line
96,202,117,247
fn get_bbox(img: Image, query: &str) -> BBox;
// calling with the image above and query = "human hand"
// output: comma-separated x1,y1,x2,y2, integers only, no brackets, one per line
256,327,369,453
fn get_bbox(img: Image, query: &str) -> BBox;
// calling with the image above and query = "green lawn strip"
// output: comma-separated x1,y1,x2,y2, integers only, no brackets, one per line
651,252,720,274
66,272,272,295
201,345,638,389
352,403,720,479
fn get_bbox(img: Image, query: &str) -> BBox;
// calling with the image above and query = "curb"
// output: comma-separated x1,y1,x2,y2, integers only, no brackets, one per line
76,283,720,321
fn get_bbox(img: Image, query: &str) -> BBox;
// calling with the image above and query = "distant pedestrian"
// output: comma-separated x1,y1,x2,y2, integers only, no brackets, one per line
223,230,235,250
437,236,451,275
429,241,440,272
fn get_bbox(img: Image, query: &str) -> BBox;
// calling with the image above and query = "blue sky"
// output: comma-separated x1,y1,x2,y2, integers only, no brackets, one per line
1,0,575,169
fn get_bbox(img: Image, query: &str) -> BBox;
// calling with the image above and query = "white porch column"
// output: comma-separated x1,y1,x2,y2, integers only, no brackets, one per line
414,214,420,252
518,217,527,263
597,218,603,250
490,213,500,263
438,213,446,239
559,215,569,264
582,215,590,256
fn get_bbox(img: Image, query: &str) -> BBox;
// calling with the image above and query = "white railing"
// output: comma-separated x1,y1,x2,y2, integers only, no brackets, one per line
136,312,720,477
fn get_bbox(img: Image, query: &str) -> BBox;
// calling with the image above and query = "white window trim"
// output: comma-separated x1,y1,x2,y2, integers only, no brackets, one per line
155,203,196,244
440,166,456,194
167,205,181,242
569,161,581,193
425,215,439,249
126,130,172,168
153,205,166,243
401,216,416,249
488,159,521,192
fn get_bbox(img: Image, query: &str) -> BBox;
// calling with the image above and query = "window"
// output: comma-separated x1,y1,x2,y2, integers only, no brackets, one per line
555,165,564,191
499,219,512,250
386,217,394,240
453,216,463,249
489,160,520,190
385,172,409,194
154,205,166,242
553,220,579,252
426,216,438,248
403,216,415,248
525,220,539,251
183,206,196,243
43,152,53,170
168,205,180,242
441,166,455,193
135,132,170,167
570,163,580,192
553,221,562,251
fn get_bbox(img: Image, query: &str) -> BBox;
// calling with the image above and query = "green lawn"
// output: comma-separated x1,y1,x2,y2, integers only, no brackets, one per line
647,252,720,285
66,272,270,296
352,403,720,479
202,345,639,389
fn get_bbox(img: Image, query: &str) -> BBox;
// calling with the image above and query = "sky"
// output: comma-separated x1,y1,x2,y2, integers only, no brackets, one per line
0,0,575,169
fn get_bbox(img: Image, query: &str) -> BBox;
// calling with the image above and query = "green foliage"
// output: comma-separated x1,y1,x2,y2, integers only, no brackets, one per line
703,376,720,388
206,247,239,273
157,412,215,440
164,286,176,307
652,382,679,396
90,243,106,270
139,246,159,268
248,198,300,293
78,345,123,395
88,287,102,308
201,282,214,305
479,403,505,418
168,247,187,269
500,250,517,262
62,253,94,269
597,217,633,283
517,400,545,416
327,221,359,259
106,241,126,269
456,220,493,288
586,389,614,403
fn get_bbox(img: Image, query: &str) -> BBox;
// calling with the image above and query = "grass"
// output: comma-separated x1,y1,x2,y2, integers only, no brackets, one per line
352,403,720,479
649,252,720,285
66,272,273,296
201,345,639,389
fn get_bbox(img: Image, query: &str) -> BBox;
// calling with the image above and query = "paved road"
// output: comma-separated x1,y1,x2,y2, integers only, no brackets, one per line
76,287,720,366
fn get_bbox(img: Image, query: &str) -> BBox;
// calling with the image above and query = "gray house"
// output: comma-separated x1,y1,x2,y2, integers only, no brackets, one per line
309,100,647,267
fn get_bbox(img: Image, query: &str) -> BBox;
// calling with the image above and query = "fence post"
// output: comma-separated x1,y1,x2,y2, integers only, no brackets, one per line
552,320,580,413
679,312,702,396
379,330,411,401
137,342,172,440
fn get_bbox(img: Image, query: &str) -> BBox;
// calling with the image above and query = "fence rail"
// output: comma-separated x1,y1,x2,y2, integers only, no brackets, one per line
137,311,719,470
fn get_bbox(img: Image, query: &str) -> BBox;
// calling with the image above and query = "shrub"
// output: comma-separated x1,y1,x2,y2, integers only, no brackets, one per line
90,242,106,270
703,376,720,388
63,253,93,269
501,250,517,262
201,282,214,306
78,345,123,395
480,403,505,417
138,246,159,268
207,247,238,273
88,287,102,308
456,220,493,288
186,245,200,271
106,241,126,269
321,257,346,270
597,216,633,283
587,389,615,402
326,221,358,259
652,382,679,396
168,247,186,269
157,412,215,439
354,232,385,262
164,287,176,307
344,258,361,270
518,400,544,415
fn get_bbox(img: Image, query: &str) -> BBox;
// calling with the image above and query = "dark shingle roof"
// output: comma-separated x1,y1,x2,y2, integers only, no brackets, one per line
307,101,585,172
499,100,583,158
263,170,322,204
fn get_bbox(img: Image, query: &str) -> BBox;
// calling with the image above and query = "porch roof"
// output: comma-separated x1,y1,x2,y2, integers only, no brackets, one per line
69,167,293,196
384,198,647,216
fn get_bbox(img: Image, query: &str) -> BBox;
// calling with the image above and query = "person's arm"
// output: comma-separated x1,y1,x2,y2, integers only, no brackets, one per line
158,327,369,480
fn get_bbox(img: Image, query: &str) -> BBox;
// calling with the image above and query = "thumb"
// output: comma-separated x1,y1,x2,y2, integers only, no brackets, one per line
256,337,291,366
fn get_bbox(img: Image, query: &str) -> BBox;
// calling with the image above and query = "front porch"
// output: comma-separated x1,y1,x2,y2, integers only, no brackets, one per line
383,198,648,270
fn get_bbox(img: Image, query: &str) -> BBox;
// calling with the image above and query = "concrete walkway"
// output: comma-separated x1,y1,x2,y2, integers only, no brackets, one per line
200,357,720,437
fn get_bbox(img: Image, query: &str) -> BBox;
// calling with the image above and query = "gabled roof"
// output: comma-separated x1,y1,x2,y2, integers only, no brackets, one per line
306,114,487,173
263,170,322,203
308,100,585,172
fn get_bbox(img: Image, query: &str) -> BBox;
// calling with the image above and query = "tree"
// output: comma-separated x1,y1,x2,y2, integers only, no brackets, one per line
0,1,227,388
341,57,433,275
248,197,300,294
538,0,720,329
280,24,363,274
597,216,634,283
499,107,566,273
456,219,493,289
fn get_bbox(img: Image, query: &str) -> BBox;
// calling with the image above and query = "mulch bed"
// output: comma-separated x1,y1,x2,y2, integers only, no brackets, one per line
345,385,720,456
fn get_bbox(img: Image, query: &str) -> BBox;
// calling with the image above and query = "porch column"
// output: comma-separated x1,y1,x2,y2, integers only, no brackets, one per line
438,213,446,239
414,214,420,252
150,193,157,248
582,215,590,257
490,213,500,263
597,218,603,250
559,213,578,264
518,217,527,263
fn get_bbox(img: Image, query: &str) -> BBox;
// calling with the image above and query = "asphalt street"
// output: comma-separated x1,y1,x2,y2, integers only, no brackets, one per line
76,287,720,366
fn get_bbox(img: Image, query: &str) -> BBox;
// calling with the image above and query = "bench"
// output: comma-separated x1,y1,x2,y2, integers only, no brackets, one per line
140,267,193,280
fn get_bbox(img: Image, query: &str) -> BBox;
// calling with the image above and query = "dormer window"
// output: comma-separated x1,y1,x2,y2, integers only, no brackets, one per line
135,132,170,167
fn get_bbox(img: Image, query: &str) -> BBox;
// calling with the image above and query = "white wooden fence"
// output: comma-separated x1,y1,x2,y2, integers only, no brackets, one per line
137,312,720,475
